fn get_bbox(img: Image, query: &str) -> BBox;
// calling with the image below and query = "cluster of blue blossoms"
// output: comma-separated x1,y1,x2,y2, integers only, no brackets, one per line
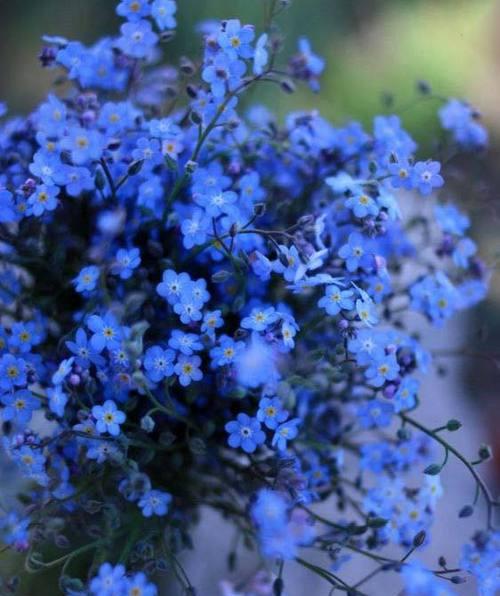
0,1,498,595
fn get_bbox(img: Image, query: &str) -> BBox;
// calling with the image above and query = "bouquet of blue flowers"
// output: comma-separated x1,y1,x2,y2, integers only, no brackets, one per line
0,1,498,594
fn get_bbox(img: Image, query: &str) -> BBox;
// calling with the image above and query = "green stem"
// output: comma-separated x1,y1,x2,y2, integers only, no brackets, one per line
400,413,497,530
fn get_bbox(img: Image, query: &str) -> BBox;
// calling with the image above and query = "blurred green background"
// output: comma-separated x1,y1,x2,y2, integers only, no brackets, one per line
1,0,500,593
2,0,499,129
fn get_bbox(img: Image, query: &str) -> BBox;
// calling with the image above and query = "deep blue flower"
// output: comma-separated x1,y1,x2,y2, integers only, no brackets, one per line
116,20,159,59
138,489,172,517
151,0,177,30
29,151,63,185
52,356,74,385
47,385,68,417
61,128,104,165
174,355,202,386
27,184,59,216
54,165,94,197
318,285,354,316
217,20,254,60
143,346,175,382
116,0,151,21
256,397,289,430
225,413,265,453
89,563,127,596
73,265,100,293
168,330,202,356
241,306,279,332
156,270,191,305
112,248,141,279
202,51,246,98
92,400,126,436
0,354,27,390
1,390,40,426
0,189,17,223
66,328,105,367
87,312,123,352
9,321,42,353
210,335,244,367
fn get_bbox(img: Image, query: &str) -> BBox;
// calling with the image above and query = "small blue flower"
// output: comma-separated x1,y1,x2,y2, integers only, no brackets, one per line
225,413,265,453
411,161,444,196
355,296,379,327
290,37,325,91
435,203,469,236
157,270,191,305
0,189,17,223
0,354,27,390
8,321,41,353
66,328,105,367
27,184,59,216
272,418,300,451
52,356,74,385
87,312,123,353
195,189,238,217
241,306,279,332
29,151,63,185
73,265,100,293
253,33,269,75
388,157,414,190
201,310,223,337
92,400,126,436
168,330,202,356
365,354,400,387
138,489,172,517
210,335,244,367
143,346,175,382
251,489,288,531
174,355,202,386
61,128,104,165
116,0,151,21
338,232,370,272
439,98,488,148
116,20,159,59
256,397,288,430
90,563,127,596
318,285,354,316
202,52,246,98
452,237,476,268
112,248,141,279
47,385,68,417
151,0,177,30
356,399,394,429
345,192,379,218
1,390,40,426
125,572,159,596
393,377,419,412
54,165,94,197
181,209,209,249
173,297,203,324
217,20,254,60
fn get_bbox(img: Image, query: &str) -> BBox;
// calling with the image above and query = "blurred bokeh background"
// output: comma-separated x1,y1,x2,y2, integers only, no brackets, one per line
1,0,499,594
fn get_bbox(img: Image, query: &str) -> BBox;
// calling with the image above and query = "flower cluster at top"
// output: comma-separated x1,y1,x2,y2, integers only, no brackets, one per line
0,1,497,595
